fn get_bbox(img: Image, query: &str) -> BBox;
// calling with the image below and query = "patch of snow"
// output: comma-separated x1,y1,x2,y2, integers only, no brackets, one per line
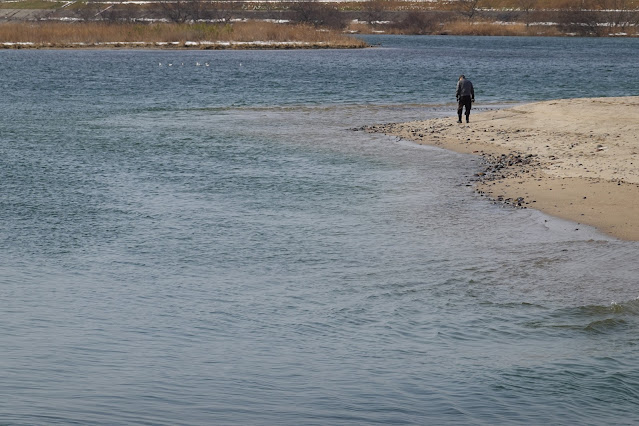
351,19,391,24
98,41,147,45
2,42,35,46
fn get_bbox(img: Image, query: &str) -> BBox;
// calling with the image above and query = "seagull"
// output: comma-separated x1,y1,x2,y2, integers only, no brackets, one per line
205,62,210,67
196,62,201,66
159,62,162,66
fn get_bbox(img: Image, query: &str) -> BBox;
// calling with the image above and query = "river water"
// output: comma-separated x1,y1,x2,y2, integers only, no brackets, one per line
1,36,639,424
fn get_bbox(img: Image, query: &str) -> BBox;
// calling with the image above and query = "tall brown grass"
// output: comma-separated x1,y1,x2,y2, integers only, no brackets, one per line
0,21,367,48
348,19,564,36
441,20,563,36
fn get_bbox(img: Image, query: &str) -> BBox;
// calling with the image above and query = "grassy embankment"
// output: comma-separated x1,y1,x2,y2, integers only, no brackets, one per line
2,0,639,38
0,21,368,48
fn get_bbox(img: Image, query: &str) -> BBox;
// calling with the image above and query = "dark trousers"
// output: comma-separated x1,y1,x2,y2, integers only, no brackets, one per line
457,95,472,119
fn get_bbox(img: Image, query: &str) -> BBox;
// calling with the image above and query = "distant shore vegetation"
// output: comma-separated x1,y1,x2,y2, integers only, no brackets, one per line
0,0,638,46
0,21,368,48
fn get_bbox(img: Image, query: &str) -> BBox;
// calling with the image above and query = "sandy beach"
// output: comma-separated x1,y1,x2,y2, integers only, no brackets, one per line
366,97,639,241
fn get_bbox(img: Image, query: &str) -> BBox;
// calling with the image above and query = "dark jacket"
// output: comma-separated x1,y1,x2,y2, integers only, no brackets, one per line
456,78,475,100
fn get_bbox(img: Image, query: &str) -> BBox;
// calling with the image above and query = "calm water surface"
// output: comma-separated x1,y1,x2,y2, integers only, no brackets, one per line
1,36,639,424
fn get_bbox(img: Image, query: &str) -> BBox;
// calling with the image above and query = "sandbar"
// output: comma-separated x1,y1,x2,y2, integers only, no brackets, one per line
367,97,639,241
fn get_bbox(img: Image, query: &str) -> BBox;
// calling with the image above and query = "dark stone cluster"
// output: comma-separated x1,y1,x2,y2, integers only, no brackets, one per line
352,124,393,134
475,153,543,209
478,153,540,180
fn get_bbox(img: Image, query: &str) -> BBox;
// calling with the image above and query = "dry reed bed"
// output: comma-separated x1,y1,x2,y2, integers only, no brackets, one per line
349,20,564,36
439,21,563,36
0,21,368,48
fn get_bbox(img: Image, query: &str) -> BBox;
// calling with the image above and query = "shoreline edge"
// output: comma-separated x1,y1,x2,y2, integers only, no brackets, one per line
365,96,639,241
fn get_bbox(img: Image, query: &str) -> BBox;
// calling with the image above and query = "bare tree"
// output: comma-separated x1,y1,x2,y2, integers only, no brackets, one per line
597,0,637,33
207,1,237,23
74,0,104,21
394,10,440,34
260,0,283,22
99,4,138,23
557,0,603,36
290,0,347,29
290,0,322,25
159,0,196,22
457,0,482,20
518,0,538,27
318,3,348,29
363,0,388,27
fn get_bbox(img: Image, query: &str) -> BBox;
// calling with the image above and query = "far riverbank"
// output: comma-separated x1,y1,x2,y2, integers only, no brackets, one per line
3,0,639,38
0,21,368,49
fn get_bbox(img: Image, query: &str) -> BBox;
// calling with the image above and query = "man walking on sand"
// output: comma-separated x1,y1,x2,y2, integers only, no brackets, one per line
456,75,475,123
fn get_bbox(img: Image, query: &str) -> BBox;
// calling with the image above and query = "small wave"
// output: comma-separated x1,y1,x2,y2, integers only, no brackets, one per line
577,299,639,316
526,298,639,334
584,318,628,333
479,301,547,310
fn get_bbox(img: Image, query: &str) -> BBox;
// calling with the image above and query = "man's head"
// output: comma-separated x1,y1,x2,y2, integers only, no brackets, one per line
459,75,465,81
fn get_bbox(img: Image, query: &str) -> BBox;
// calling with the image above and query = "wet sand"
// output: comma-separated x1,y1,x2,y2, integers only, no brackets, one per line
366,97,639,241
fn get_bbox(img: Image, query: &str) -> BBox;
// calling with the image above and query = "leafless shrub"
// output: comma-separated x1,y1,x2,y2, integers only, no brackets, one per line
557,6,603,36
363,0,388,26
517,0,538,26
159,0,197,23
204,1,239,23
99,4,138,23
394,11,441,34
456,0,482,20
290,1,321,25
74,0,104,21
597,0,639,34
290,0,348,29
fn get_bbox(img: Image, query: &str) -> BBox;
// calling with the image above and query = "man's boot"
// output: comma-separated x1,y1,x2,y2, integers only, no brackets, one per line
458,113,462,123
466,115,470,123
